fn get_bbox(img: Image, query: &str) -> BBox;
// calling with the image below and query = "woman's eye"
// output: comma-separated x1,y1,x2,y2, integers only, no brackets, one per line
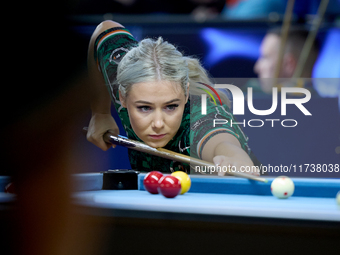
137,106,151,112
165,104,179,111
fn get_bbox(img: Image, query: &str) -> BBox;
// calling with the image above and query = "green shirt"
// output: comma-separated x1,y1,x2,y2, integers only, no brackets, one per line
94,27,252,173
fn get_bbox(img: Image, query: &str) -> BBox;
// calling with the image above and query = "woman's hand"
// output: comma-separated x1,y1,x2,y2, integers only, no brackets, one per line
201,133,259,177
87,113,119,151
213,155,260,177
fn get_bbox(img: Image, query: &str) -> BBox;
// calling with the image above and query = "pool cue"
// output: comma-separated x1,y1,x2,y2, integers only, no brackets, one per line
273,0,295,82
293,0,329,78
83,127,268,183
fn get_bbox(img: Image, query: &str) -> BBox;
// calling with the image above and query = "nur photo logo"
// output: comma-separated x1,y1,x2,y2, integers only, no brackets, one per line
200,84,312,128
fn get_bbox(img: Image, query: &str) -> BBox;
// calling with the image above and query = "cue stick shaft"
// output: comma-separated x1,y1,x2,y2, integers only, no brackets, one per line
274,0,295,81
83,128,268,182
293,0,329,78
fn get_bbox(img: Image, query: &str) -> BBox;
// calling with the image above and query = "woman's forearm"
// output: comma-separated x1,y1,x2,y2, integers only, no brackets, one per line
201,132,255,175
214,141,254,168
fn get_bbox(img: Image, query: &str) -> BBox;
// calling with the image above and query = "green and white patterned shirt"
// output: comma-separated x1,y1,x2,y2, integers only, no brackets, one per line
94,27,252,173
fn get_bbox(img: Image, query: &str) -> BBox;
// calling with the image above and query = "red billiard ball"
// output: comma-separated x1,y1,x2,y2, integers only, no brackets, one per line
158,176,181,198
143,171,163,194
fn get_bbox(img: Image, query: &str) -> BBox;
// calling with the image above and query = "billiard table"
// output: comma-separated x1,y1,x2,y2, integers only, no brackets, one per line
73,173,340,221
69,172,340,254
1,173,339,254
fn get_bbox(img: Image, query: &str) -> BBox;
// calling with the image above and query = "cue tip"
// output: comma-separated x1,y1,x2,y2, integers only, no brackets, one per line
257,176,269,183
254,177,268,183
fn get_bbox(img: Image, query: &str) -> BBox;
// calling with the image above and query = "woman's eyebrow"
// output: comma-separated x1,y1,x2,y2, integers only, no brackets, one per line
134,100,152,104
164,99,181,104
134,99,181,105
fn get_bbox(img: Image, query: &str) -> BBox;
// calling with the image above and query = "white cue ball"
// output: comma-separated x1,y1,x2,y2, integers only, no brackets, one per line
336,191,340,205
271,176,295,199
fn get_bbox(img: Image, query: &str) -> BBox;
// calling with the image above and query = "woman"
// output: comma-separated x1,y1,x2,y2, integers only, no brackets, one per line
87,20,258,175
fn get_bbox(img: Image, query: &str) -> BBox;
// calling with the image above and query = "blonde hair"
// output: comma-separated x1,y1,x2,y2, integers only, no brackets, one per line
117,37,230,107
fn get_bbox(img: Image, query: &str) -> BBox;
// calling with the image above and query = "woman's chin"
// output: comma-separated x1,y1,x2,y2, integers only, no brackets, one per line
145,140,168,148
143,137,172,148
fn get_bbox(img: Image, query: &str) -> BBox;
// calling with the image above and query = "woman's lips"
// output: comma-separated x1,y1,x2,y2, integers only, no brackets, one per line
149,134,166,140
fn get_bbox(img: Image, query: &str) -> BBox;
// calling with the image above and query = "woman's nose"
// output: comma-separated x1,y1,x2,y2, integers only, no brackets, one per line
152,110,164,129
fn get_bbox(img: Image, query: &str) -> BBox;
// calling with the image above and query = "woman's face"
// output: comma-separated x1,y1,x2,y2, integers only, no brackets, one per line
120,80,188,148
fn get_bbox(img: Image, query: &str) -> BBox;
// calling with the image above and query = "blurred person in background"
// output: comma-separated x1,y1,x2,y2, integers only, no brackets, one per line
252,27,319,93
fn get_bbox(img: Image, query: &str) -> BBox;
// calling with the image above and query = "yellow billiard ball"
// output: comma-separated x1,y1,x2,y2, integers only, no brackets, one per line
171,171,191,195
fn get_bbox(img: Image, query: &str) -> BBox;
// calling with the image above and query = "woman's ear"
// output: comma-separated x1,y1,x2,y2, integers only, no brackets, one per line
119,90,127,108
